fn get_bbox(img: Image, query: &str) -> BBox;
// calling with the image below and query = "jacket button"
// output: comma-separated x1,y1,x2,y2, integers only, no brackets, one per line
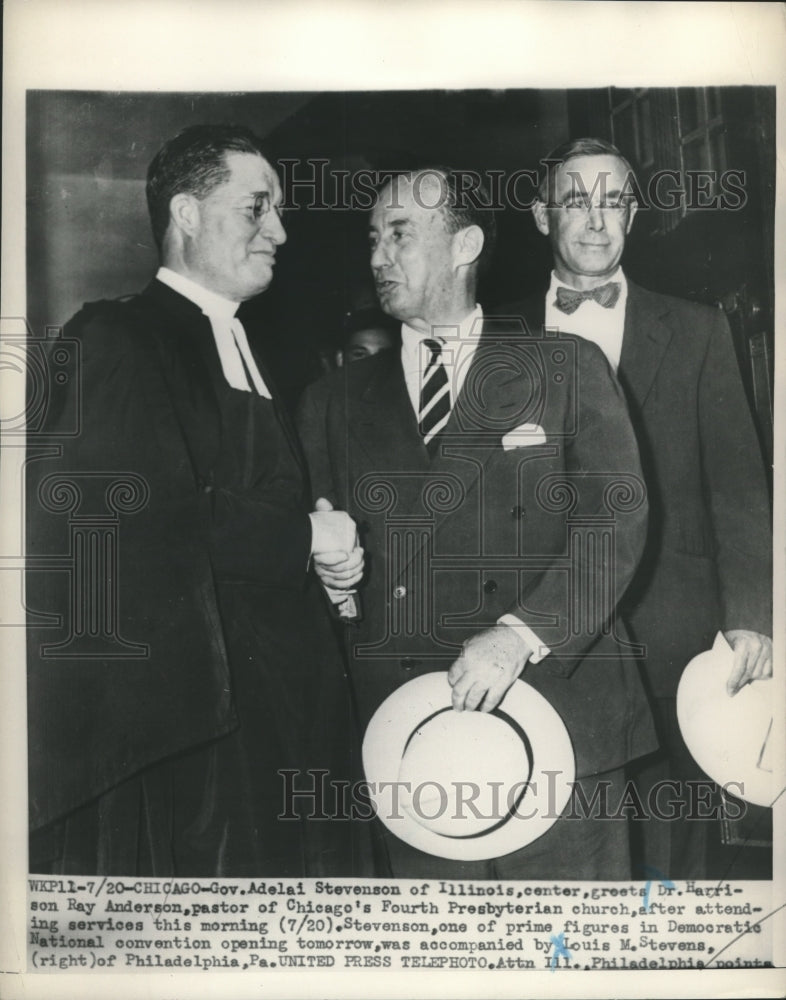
510,505,525,519
483,579,498,594
400,657,419,671
393,585,407,599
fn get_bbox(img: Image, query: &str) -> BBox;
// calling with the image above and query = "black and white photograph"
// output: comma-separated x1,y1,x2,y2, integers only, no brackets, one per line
1,2,784,998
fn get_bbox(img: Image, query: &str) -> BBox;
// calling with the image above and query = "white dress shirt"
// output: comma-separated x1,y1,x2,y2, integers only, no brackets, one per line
399,304,548,663
156,267,271,397
544,268,628,372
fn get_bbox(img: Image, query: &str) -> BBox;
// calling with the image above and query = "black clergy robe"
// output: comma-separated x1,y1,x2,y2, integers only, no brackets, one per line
27,279,363,877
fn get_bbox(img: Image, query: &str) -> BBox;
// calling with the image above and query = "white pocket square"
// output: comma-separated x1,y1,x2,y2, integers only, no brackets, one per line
501,423,547,450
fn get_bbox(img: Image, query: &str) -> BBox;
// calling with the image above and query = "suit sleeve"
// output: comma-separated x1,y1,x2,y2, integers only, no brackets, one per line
698,311,772,634
295,378,341,507
507,339,649,675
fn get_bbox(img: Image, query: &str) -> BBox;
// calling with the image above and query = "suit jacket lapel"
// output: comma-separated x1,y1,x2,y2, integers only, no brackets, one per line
413,318,539,568
430,316,529,484
349,320,545,563
618,280,674,409
503,284,674,413
350,349,430,474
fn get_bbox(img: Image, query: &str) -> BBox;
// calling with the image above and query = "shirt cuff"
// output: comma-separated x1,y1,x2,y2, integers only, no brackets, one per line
497,614,550,663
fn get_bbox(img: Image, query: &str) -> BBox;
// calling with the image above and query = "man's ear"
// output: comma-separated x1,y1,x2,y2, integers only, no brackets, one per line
169,192,201,237
452,225,485,268
531,199,550,236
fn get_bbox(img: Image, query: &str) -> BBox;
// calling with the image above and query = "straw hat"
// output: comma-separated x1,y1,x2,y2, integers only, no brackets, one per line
362,672,575,860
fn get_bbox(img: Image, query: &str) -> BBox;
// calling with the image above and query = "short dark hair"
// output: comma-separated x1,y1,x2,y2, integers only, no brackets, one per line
146,124,268,249
537,137,636,202
380,166,497,273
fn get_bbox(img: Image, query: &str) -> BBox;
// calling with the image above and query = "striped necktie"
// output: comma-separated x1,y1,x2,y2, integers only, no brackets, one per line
418,338,450,455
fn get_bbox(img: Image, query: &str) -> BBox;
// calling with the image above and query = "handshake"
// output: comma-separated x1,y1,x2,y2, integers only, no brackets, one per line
308,497,365,608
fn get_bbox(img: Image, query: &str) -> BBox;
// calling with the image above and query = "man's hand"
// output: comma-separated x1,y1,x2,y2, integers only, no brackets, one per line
448,625,533,712
309,497,358,554
724,629,772,696
310,497,364,597
313,548,365,597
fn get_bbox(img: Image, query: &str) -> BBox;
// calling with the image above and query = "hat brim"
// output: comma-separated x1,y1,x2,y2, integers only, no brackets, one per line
677,635,773,807
362,673,575,860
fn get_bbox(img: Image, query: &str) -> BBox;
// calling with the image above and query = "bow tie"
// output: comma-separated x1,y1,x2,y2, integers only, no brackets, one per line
555,282,621,315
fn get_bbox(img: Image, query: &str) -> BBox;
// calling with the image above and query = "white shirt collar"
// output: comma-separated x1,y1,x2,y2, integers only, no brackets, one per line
156,266,239,321
156,267,271,397
401,304,483,353
544,268,627,372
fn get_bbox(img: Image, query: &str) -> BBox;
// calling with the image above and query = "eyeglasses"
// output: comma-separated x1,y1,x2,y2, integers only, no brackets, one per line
227,191,283,223
553,197,636,214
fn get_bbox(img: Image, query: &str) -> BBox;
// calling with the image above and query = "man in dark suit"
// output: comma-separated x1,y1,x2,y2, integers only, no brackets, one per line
298,168,656,879
27,125,365,877
520,136,772,878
